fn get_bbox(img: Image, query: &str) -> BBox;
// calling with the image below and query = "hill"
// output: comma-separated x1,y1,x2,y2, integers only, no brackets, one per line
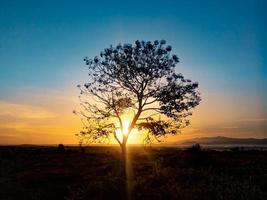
177,136,267,146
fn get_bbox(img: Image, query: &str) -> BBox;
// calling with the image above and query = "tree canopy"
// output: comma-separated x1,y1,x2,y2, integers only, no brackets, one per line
75,40,201,148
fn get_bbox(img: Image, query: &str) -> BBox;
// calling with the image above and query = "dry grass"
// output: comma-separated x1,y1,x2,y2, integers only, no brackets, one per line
0,146,266,200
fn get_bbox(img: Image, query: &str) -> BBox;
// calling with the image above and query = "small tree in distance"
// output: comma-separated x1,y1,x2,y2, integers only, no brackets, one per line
74,40,201,163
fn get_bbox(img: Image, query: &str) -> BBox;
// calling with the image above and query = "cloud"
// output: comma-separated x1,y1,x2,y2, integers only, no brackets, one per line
0,101,57,119
237,118,267,122
0,87,81,144
192,122,267,138
0,126,76,144
0,100,80,144
221,126,239,129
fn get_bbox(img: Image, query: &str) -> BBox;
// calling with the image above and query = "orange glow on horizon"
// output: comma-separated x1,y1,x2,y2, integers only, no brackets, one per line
1,89,266,145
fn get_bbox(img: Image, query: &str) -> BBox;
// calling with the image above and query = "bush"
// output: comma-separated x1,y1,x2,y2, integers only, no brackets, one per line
57,144,65,153
230,146,241,152
187,143,202,152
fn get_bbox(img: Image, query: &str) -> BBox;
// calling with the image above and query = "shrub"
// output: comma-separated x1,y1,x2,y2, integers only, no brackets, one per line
57,144,65,153
187,143,202,152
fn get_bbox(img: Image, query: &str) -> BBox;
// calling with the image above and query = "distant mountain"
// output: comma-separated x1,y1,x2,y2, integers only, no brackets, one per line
177,136,267,146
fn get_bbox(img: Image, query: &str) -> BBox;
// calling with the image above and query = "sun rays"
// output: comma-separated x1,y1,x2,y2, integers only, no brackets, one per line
115,116,139,144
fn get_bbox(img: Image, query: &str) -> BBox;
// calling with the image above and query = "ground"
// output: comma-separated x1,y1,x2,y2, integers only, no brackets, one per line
0,145,266,200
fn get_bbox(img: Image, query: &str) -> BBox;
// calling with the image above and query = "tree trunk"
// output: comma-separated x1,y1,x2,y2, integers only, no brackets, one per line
121,142,133,200
121,143,127,178
120,143,128,199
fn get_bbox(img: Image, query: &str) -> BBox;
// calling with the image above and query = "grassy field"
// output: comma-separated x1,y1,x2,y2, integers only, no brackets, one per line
0,145,266,200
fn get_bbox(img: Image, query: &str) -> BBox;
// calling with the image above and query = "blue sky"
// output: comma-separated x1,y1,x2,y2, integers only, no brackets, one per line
0,0,266,143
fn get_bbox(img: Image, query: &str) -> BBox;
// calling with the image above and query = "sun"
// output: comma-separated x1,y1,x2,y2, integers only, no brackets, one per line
115,117,139,144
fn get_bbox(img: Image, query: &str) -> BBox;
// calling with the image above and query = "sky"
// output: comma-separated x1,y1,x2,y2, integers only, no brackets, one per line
0,0,266,144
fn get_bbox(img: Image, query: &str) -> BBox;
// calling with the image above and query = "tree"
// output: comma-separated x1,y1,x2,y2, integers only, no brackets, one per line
74,40,201,164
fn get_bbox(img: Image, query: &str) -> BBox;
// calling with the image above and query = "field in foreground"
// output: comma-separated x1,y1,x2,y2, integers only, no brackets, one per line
0,146,267,200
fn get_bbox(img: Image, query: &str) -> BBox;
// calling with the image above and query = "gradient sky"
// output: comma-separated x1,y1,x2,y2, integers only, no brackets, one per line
0,0,266,144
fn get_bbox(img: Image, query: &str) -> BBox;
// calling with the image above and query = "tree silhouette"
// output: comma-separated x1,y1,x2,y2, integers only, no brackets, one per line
75,40,201,163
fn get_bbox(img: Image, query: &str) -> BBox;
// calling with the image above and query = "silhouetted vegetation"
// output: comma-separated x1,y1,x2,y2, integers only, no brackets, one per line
0,146,266,200
57,144,65,153
187,143,202,152
74,40,201,163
